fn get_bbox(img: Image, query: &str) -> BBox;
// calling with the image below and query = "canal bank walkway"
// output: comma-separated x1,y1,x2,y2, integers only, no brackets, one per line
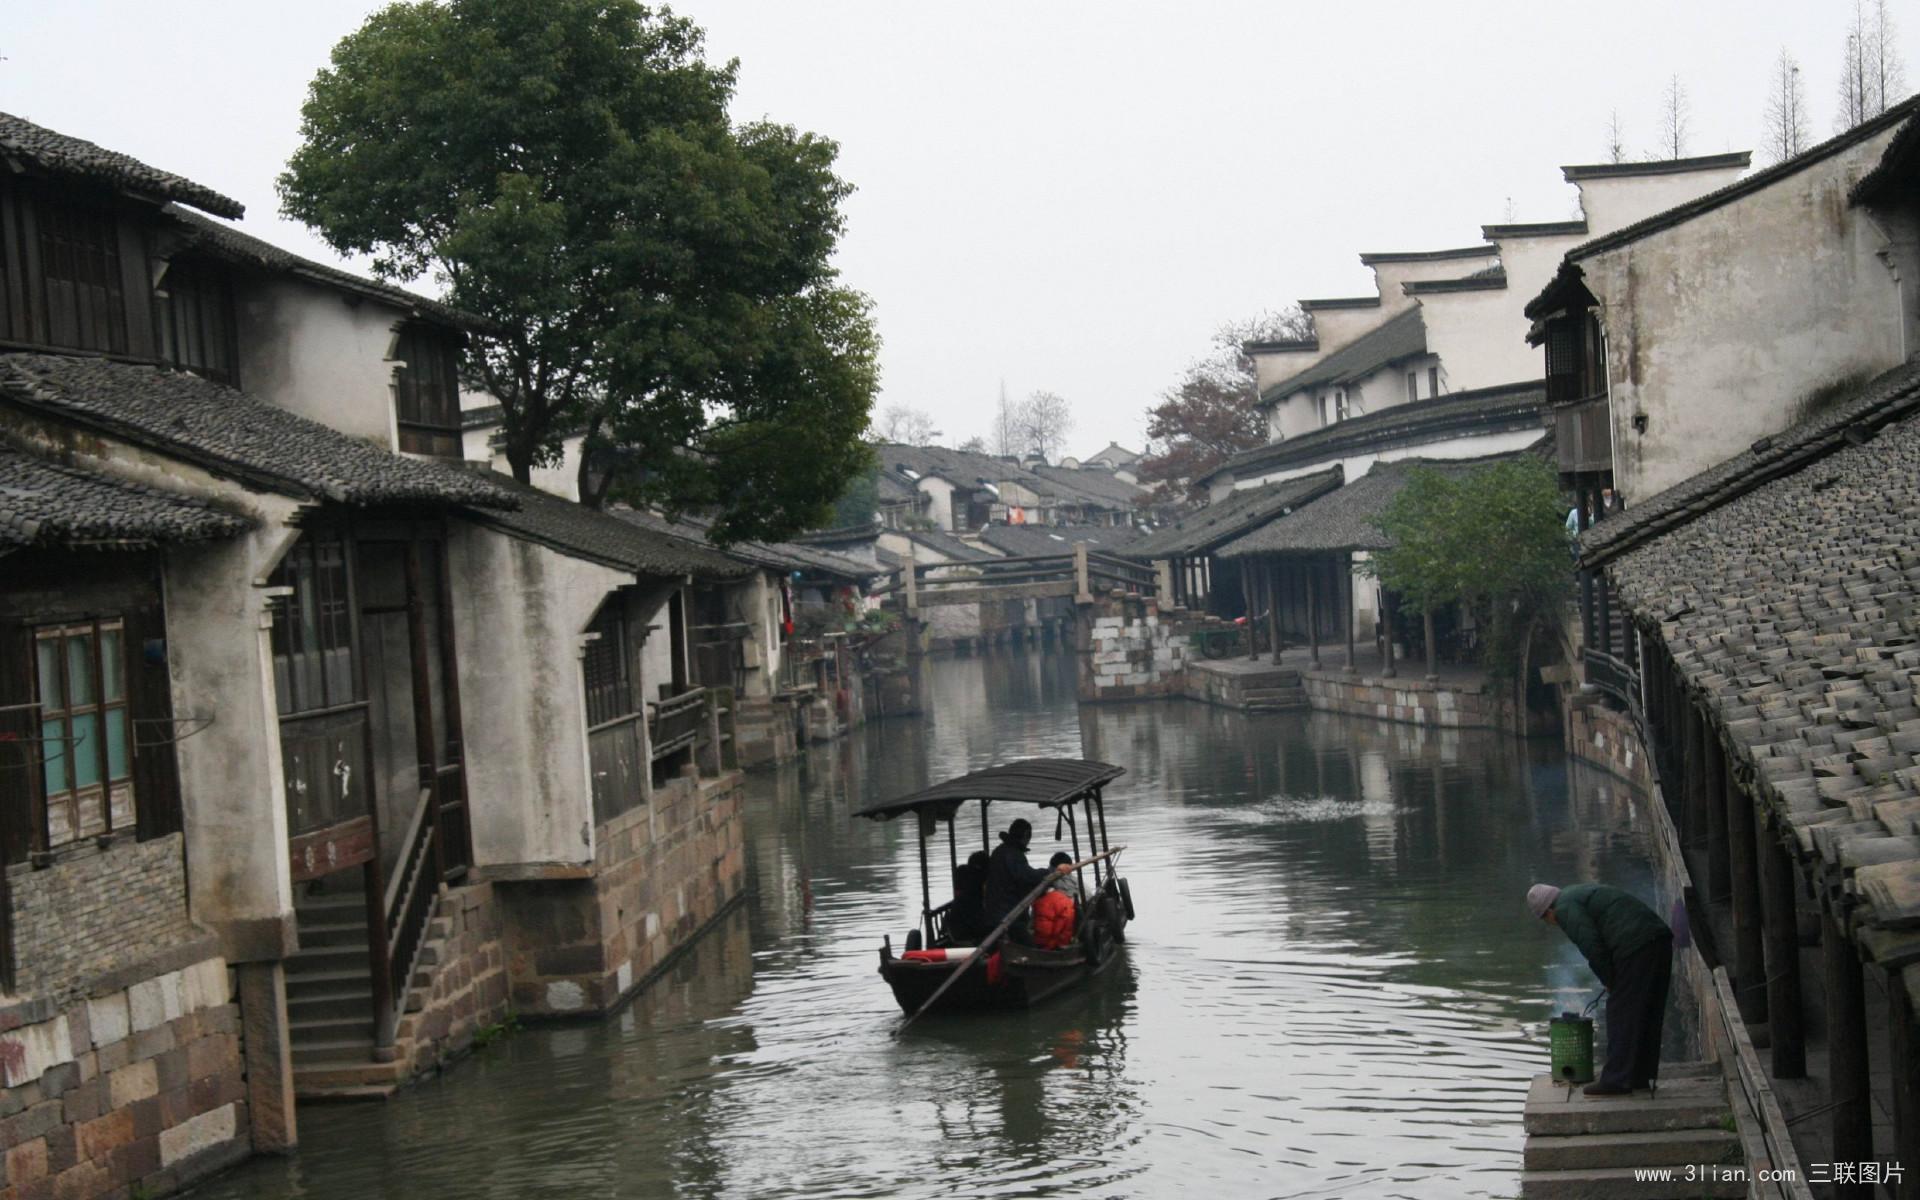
1521,1064,1742,1198
1186,645,1502,729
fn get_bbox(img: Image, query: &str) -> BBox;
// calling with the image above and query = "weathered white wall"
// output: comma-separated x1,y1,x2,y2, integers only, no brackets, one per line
234,276,403,450
1573,163,1750,238
1252,346,1325,399
1304,304,1388,358
915,476,957,531
446,525,629,871
1232,425,1547,492
0,411,306,958
1368,253,1500,309
1585,131,1904,501
1410,286,1524,392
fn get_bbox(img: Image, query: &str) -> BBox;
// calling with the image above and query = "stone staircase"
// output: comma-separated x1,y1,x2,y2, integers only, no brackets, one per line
1521,1063,1744,1198
288,889,403,1100
1242,684,1308,712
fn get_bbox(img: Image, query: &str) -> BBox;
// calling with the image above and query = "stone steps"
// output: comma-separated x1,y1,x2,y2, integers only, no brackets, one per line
1521,1068,1741,1199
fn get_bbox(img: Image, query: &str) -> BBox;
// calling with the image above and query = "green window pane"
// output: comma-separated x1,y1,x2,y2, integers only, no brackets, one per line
70,712,100,789
41,717,68,795
106,708,129,782
67,634,95,705
36,639,62,709
101,629,125,701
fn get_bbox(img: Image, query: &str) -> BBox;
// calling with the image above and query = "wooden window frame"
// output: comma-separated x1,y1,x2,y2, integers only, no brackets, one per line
583,599,648,826
32,618,133,849
158,255,239,387
393,325,464,458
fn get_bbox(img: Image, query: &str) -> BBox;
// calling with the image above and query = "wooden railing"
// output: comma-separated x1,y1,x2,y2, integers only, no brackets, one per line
873,547,1156,608
377,784,438,1047
648,688,708,762
1710,966,1816,1200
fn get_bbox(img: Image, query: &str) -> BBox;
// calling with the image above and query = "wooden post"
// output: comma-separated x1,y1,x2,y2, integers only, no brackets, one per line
1423,607,1437,681
1824,906,1873,1198
1243,562,1258,661
1382,590,1397,679
1683,688,1707,851
904,543,918,615
1342,555,1357,674
1759,822,1806,1078
1891,983,1920,1197
1595,571,1612,658
1579,568,1595,654
1305,559,1320,669
1073,543,1091,603
1701,709,1730,903
1266,558,1283,666
1725,762,1768,1024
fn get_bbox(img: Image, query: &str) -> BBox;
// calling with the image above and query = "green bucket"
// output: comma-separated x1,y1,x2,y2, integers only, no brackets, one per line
1549,1013,1594,1084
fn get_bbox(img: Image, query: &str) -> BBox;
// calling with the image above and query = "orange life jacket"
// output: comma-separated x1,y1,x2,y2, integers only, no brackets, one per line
1032,890,1077,950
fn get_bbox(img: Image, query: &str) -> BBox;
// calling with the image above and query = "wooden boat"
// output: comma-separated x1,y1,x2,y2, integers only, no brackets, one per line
853,758,1135,1016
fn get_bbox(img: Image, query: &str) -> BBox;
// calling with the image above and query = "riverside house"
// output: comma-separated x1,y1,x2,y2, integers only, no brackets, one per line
0,111,750,1199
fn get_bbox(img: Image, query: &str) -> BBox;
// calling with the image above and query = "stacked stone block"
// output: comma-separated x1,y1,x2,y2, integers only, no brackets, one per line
1301,669,1494,729
0,957,247,1200
1564,699,1652,793
392,883,511,1078
7,835,202,1001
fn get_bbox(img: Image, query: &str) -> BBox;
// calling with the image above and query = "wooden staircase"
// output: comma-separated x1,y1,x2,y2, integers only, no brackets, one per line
1521,1063,1744,1198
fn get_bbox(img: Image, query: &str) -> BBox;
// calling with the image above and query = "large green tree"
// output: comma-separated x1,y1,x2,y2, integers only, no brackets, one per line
1367,458,1571,679
279,0,877,542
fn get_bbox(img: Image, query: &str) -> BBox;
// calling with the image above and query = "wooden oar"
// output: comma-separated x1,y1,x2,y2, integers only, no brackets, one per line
895,845,1125,1035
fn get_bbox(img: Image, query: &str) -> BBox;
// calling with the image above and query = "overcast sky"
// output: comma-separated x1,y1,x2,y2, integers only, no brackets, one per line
4,2,1913,458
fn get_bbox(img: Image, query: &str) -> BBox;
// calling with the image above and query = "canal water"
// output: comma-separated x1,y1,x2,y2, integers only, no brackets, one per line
203,650,1668,1199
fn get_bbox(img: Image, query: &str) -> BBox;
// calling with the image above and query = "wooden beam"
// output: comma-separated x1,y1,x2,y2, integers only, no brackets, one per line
1703,710,1731,903
1760,823,1807,1078
1306,559,1320,669
1725,764,1768,1025
1266,557,1283,666
1824,907,1874,1198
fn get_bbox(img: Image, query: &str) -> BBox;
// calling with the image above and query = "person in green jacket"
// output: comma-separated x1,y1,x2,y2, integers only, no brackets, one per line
1528,882,1672,1096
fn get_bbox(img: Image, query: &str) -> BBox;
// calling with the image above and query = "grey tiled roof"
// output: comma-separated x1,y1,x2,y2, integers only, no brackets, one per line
901,528,997,562
1032,463,1145,507
1217,451,1533,558
0,354,514,510
1210,381,1548,488
0,112,244,218
464,475,746,579
616,508,876,583
1259,308,1426,406
0,447,249,551
1580,362,1920,568
979,523,1141,557
1606,406,1920,954
167,207,490,333
874,443,1136,513
1122,469,1342,561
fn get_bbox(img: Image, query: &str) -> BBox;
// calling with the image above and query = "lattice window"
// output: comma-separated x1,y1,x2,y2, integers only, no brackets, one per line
393,325,463,457
34,620,133,846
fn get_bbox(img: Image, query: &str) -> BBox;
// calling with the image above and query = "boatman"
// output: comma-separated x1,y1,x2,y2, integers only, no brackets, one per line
1528,882,1673,1096
984,818,1071,933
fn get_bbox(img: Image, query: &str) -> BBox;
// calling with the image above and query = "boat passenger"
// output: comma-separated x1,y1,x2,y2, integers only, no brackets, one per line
948,851,990,943
1031,853,1079,950
984,818,1070,932
1046,851,1085,904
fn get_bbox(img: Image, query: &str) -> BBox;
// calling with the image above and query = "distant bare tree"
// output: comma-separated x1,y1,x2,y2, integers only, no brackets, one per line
1763,48,1810,163
1020,391,1074,462
1605,109,1628,163
1838,0,1906,130
991,383,1022,457
1656,76,1689,159
956,435,986,454
874,404,941,446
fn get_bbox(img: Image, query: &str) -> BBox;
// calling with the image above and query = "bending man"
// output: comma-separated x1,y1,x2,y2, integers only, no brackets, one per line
1528,882,1673,1096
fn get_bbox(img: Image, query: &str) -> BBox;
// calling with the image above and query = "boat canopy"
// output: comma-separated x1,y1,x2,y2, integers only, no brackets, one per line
853,759,1124,823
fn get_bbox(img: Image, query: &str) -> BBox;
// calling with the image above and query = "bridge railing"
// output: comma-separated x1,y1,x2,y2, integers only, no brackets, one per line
870,546,1155,606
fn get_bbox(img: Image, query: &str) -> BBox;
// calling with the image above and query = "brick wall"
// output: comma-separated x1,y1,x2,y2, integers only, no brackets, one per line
0,956,248,1200
502,771,746,1018
392,883,511,1077
8,835,203,1001
1078,593,1225,702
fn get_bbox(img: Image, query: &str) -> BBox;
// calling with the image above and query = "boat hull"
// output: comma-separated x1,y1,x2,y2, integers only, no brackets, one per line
879,890,1130,1016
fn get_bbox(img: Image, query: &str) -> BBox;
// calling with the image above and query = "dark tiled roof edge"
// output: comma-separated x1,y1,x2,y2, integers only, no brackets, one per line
1120,468,1343,561
0,112,243,218
1245,338,1319,354
1358,245,1496,265
1580,361,1920,568
1299,296,1381,311
0,447,252,550
1482,221,1589,240
1214,380,1548,486
1569,102,1920,264
1560,150,1752,181
1404,272,1507,295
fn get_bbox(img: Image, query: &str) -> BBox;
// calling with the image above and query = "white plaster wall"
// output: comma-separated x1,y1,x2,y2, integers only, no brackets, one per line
446,524,630,870
0,411,306,953
477,431,581,503
640,594,677,701
1369,253,1500,310
1585,131,1904,501
1411,286,1530,393
1574,164,1750,239
916,477,957,531
233,277,403,450
1252,346,1325,398
1305,305,1388,358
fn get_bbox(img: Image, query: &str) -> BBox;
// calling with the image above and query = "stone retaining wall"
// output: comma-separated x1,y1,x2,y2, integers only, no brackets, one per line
393,883,511,1078
502,771,746,1019
1301,668,1497,729
1078,593,1229,703
0,956,248,1200
1563,698,1653,793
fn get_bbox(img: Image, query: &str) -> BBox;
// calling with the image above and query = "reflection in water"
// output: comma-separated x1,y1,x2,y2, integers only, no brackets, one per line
203,650,1657,1200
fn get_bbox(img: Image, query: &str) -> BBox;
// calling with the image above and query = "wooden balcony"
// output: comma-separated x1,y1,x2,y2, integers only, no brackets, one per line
1555,395,1612,475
